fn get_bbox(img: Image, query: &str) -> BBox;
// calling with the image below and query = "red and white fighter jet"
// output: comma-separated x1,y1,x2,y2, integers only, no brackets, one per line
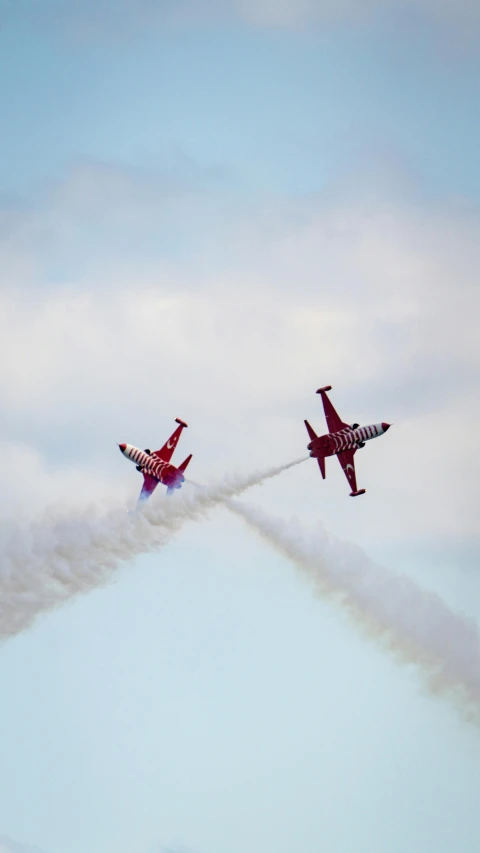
119,418,192,504
304,386,390,497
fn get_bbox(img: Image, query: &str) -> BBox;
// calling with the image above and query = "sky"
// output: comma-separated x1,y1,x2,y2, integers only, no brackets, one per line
0,2,480,852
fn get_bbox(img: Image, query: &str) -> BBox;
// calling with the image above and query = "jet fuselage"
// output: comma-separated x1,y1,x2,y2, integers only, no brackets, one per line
119,444,185,490
308,422,390,459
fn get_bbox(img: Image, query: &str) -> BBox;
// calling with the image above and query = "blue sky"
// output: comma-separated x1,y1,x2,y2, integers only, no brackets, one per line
0,3,480,853
1,7,480,197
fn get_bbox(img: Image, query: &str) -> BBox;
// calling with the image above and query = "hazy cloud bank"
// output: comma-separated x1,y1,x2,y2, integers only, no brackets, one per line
0,159,478,542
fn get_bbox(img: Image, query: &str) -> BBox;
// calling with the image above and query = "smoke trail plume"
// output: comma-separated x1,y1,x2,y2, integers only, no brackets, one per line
0,458,305,639
227,499,480,723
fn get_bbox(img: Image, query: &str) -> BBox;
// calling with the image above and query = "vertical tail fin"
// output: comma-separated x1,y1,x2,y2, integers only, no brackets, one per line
318,457,326,479
177,454,192,474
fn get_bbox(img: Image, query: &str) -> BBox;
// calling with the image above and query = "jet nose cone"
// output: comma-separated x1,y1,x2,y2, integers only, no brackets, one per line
118,443,127,452
382,423,391,432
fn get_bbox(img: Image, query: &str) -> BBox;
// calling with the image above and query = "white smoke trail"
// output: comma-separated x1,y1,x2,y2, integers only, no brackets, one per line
227,499,480,723
0,458,305,639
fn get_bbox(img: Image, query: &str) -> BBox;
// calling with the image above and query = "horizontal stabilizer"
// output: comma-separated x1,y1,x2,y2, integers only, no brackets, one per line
175,418,188,428
316,385,332,393
304,420,318,442
350,489,366,497
177,454,192,474
318,457,326,479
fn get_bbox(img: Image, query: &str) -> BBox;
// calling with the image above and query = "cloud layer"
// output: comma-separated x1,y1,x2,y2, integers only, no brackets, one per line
1,159,478,545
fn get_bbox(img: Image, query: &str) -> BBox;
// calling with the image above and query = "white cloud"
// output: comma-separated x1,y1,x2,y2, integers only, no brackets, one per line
0,160,479,544
0,440,128,520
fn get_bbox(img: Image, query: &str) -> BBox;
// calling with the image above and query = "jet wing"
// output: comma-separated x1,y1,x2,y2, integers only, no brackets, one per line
317,386,349,433
137,473,159,504
337,448,365,497
152,419,187,463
